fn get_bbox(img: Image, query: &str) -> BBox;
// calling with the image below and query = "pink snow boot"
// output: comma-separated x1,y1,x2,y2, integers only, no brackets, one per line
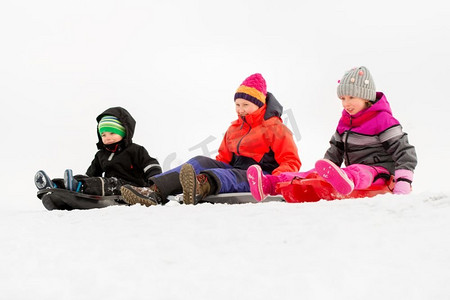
315,159,355,195
247,165,277,201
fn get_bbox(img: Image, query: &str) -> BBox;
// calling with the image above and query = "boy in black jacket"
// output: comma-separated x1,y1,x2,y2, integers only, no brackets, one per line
34,107,162,196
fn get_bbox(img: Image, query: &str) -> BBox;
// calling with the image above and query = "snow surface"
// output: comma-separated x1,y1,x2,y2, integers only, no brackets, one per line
1,0,450,299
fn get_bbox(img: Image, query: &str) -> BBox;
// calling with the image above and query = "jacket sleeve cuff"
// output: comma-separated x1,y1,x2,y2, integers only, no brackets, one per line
394,169,414,184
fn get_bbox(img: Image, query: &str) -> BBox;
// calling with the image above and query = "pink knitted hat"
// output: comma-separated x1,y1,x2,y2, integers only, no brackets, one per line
234,73,267,108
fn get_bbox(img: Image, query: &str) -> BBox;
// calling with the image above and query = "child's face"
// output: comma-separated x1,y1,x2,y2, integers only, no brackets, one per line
101,132,123,145
235,98,260,117
339,96,369,115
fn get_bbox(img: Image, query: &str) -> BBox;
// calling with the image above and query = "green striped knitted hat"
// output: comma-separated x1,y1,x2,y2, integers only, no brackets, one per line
98,116,126,137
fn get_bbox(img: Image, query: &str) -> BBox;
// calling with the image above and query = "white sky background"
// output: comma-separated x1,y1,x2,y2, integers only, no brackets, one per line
1,0,449,206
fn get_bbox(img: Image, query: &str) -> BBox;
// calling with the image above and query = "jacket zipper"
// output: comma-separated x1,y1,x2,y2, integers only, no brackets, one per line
236,117,252,155
344,116,352,165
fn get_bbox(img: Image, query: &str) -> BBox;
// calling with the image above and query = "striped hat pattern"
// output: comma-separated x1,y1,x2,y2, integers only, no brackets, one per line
337,66,376,102
234,73,267,108
98,116,126,137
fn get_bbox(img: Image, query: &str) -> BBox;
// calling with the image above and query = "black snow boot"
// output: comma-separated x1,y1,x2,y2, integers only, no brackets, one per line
34,170,57,190
64,169,82,192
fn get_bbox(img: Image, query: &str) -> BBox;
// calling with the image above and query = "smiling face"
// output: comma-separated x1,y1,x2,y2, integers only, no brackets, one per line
101,132,123,145
339,95,370,115
235,98,260,117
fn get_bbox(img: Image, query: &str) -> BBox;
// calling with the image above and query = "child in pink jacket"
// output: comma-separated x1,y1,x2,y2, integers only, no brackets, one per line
247,66,417,201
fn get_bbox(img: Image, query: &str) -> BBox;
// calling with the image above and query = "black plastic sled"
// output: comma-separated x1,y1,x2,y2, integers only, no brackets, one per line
36,189,285,211
37,188,126,211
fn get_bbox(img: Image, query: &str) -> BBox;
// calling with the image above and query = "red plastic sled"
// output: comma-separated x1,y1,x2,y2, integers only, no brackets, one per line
277,173,394,203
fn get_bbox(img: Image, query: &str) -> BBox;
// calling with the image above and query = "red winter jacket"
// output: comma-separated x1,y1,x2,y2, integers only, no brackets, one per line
216,93,301,175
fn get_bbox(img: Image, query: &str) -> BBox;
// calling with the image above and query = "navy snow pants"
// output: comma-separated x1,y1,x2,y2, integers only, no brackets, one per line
149,156,249,198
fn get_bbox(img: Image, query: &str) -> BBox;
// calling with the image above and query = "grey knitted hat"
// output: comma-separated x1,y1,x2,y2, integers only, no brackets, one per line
337,66,376,102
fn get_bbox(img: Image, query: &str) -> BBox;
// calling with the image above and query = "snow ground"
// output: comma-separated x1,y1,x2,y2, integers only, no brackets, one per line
2,193,450,299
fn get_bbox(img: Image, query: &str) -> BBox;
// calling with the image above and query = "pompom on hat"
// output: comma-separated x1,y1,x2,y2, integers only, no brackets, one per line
234,73,267,108
337,66,376,102
98,116,126,138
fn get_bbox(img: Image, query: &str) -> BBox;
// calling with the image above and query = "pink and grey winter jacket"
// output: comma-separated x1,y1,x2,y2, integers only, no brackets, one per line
324,92,417,175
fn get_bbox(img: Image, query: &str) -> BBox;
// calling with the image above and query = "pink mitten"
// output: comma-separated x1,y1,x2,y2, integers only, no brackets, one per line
393,169,414,195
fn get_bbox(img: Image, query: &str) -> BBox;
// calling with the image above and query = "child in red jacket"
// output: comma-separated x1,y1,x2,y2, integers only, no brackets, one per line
120,73,302,206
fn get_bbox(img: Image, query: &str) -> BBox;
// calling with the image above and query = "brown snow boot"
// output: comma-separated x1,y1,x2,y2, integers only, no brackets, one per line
120,184,162,206
179,163,211,205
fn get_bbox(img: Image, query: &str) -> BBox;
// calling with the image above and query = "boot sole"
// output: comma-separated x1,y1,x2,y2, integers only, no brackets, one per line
180,164,196,205
120,185,158,207
64,169,79,191
315,159,354,195
34,170,55,190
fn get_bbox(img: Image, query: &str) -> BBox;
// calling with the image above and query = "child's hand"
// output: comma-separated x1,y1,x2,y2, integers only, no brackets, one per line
393,169,414,195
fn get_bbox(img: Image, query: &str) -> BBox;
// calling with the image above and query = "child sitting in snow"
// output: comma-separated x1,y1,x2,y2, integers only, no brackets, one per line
34,106,162,196
247,66,417,201
119,73,302,206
